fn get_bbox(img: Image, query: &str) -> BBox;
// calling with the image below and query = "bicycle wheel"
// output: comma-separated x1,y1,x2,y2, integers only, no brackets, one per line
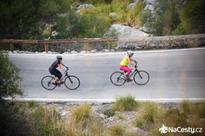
41,75,57,90
64,75,80,90
110,71,126,86
133,70,150,85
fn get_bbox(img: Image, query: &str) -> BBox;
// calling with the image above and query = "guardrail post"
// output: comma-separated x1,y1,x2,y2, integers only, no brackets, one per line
10,43,14,51
44,43,48,53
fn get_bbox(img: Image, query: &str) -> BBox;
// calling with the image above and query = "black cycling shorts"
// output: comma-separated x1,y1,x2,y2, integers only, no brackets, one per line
49,69,62,79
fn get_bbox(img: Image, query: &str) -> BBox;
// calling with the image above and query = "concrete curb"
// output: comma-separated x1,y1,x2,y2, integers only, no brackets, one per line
4,97,205,104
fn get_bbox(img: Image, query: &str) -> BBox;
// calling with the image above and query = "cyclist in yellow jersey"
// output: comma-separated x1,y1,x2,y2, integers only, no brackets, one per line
119,51,135,81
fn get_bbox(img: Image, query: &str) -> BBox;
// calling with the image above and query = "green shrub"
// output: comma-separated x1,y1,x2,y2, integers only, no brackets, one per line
178,0,205,34
113,95,138,111
28,101,37,108
0,52,22,99
0,102,30,136
104,108,115,117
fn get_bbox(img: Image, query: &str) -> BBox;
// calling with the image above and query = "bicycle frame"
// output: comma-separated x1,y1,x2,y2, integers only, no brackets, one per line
130,67,142,79
59,67,70,81
126,61,143,79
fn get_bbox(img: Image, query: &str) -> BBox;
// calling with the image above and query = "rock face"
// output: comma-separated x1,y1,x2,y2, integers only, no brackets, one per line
109,24,149,41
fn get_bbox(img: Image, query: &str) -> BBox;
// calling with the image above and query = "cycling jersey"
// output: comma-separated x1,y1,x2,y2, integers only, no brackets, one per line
120,56,129,66
49,60,62,79
49,60,60,71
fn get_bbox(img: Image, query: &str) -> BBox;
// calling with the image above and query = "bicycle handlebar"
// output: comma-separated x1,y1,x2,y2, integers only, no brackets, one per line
65,66,69,72
133,60,138,68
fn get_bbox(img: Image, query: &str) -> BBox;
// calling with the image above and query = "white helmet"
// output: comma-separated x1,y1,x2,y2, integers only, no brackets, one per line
127,50,134,57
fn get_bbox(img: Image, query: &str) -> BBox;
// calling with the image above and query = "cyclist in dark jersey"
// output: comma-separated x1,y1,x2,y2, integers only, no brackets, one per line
49,56,65,84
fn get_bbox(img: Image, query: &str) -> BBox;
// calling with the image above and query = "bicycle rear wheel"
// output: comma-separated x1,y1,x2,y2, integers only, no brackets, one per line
133,70,150,85
110,71,126,86
41,75,57,90
64,75,80,90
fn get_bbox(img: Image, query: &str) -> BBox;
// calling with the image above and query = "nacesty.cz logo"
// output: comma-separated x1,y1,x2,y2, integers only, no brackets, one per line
159,124,203,134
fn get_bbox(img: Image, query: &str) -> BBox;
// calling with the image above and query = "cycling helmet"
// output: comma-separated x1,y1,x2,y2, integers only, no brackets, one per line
56,55,62,60
127,50,134,57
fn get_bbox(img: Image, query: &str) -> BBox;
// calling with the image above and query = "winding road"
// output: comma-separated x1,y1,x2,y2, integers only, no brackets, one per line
9,48,205,102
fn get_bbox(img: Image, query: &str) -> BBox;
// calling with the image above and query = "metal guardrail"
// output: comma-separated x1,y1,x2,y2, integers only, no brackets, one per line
1,34,205,52
0,38,117,52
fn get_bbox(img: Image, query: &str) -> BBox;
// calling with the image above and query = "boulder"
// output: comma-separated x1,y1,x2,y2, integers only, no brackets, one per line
71,50,78,54
63,52,69,54
77,4,94,13
127,0,140,9
145,0,156,5
109,24,149,41
91,49,97,53
80,50,86,54
144,4,154,11
109,12,118,19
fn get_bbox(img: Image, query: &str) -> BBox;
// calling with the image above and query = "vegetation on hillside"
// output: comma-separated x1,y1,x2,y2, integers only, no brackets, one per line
143,0,205,35
0,0,204,40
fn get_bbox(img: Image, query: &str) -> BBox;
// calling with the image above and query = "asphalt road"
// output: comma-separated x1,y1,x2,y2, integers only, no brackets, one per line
9,48,205,101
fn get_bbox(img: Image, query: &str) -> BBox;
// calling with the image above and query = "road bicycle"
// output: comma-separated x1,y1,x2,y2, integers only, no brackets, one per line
41,66,80,90
110,61,150,86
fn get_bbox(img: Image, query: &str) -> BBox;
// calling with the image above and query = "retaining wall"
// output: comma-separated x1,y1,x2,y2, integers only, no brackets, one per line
117,34,205,50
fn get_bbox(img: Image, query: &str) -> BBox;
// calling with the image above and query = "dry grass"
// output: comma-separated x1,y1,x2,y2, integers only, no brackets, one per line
1,98,205,136
134,102,165,129
109,125,125,136
112,95,138,111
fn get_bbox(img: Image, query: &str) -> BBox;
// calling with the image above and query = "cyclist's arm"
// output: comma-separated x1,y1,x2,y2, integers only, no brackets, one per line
58,62,65,69
129,58,135,66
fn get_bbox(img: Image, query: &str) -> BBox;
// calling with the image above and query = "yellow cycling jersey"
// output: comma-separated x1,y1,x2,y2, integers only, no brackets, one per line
120,56,129,66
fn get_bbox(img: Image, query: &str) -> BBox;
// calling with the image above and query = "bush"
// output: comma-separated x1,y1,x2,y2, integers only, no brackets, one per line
178,0,205,34
112,95,138,111
0,52,22,99
29,106,65,136
104,108,115,117
0,102,31,136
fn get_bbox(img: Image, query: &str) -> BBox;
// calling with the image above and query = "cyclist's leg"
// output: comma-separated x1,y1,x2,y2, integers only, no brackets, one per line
120,66,131,79
127,67,133,80
50,69,62,84
55,69,62,84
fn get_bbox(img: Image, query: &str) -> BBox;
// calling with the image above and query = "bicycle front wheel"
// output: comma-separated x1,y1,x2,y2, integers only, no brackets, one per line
133,70,150,85
64,75,80,90
110,71,126,86
41,75,56,90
